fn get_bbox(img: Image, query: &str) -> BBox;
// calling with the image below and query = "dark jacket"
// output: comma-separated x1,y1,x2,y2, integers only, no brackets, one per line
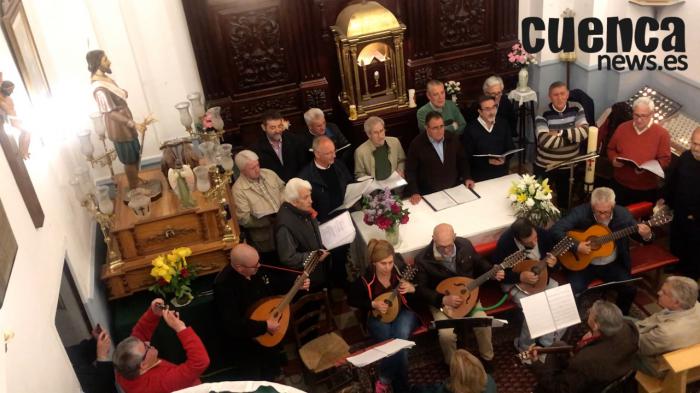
275,202,327,286
405,131,470,196
492,227,557,285
415,237,494,309
533,319,639,393
463,118,516,181
65,338,117,393
298,160,353,223
467,95,518,136
253,132,309,182
550,204,642,271
300,122,353,168
348,254,417,314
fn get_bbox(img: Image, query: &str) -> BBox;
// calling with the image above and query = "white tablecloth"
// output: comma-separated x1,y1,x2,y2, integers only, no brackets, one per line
350,174,521,267
174,381,306,393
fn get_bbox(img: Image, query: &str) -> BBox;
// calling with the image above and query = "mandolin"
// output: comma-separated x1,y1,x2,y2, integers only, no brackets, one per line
513,236,576,295
248,250,322,347
371,264,418,323
516,345,575,361
436,249,528,318
559,211,672,271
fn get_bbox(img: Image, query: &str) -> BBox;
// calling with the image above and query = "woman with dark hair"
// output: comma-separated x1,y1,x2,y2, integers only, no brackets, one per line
349,239,420,393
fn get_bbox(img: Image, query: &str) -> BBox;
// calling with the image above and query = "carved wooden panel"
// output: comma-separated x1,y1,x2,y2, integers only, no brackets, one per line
224,5,289,90
438,0,490,49
436,55,491,77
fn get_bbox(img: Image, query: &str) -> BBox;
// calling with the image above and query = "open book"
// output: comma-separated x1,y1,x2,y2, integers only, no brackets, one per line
330,171,407,213
472,148,524,158
422,184,480,212
616,157,665,178
346,339,416,367
520,284,581,339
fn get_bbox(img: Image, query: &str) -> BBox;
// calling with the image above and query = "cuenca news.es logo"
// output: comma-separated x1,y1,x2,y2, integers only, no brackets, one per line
522,17,687,71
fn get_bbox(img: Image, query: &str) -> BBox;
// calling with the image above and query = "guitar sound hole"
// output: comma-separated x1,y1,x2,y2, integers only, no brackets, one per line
385,300,393,306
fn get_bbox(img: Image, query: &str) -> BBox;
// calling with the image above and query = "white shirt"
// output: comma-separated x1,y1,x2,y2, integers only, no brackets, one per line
477,116,495,133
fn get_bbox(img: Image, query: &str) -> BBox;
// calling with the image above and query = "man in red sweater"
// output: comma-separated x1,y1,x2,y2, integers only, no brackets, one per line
113,298,210,393
607,96,671,205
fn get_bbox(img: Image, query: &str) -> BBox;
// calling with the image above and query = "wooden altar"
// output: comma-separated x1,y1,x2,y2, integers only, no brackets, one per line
101,168,237,299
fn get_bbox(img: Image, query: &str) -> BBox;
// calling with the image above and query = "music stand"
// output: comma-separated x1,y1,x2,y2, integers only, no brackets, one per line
575,278,643,317
430,317,507,352
546,152,599,209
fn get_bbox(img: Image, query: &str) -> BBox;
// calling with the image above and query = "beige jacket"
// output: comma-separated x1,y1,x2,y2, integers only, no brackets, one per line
637,302,700,357
232,168,285,252
353,136,406,180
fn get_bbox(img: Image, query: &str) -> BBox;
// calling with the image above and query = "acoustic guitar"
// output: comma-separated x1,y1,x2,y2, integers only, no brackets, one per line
516,345,575,361
371,265,418,323
248,250,322,347
513,236,576,295
559,211,672,271
436,249,528,318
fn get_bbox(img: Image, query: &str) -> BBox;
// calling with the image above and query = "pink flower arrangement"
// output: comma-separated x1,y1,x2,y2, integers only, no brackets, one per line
362,188,409,231
507,41,537,67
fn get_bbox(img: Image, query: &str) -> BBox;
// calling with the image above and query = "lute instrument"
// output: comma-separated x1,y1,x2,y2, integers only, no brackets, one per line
513,236,576,295
371,264,418,323
436,249,528,318
559,211,672,271
248,250,322,347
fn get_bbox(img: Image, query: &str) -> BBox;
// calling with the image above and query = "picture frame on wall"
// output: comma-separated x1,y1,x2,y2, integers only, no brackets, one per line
0,197,18,309
1,0,50,102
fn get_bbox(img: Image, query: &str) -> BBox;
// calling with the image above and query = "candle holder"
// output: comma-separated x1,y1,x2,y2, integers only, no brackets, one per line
76,113,118,177
70,174,123,271
198,144,237,244
175,93,226,144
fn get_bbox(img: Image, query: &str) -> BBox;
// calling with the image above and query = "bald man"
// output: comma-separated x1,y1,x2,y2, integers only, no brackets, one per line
213,243,309,380
656,127,700,279
414,224,505,369
298,135,353,223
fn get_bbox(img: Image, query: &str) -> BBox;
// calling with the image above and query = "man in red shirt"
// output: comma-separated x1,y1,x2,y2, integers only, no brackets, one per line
113,299,210,393
607,96,671,205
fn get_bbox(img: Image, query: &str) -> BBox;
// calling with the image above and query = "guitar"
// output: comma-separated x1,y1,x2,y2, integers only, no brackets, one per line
371,265,418,323
559,211,673,271
436,249,528,318
513,236,576,295
516,345,575,361
248,250,322,347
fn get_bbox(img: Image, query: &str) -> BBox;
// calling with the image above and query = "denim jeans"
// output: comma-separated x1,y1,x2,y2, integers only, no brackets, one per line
367,308,419,392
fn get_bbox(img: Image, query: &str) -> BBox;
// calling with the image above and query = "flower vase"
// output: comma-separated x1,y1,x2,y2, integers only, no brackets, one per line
451,94,458,103
385,224,400,246
517,66,530,92
171,292,194,308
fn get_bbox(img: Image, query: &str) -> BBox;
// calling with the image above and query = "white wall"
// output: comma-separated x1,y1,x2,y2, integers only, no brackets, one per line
0,0,202,392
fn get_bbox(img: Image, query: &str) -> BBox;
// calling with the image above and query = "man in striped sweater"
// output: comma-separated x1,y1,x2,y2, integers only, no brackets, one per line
534,82,589,208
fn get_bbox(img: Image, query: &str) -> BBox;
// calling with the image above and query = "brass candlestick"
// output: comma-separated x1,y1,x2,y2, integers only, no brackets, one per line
204,166,237,243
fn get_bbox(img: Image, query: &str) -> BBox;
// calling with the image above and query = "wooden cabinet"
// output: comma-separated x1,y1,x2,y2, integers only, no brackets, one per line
101,169,235,299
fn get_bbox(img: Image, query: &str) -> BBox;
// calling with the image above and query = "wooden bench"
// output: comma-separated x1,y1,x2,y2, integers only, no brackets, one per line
636,343,700,393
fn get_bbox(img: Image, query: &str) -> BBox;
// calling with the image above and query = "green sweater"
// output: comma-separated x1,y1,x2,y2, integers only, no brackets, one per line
417,101,467,135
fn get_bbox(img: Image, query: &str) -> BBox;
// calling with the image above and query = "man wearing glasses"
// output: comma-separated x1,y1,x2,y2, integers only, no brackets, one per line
551,187,653,314
113,299,210,393
607,96,671,206
467,75,518,136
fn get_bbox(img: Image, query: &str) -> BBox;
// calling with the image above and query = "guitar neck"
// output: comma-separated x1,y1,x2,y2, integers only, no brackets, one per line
274,251,320,313
467,250,523,290
536,345,574,354
598,223,643,244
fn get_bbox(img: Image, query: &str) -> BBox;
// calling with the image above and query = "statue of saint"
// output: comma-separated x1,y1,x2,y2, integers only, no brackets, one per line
0,77,31,160
86,50,152,192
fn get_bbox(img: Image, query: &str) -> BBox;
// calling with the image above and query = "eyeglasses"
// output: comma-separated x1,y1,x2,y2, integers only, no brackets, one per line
633,113,652,119
141,341,153,362
593,209,612,217
237,262,261,270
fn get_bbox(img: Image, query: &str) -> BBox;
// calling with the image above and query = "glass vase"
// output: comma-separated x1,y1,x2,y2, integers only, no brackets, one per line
385,223,400,246
193,165,211,192
517,66,530,92
170,291,193,308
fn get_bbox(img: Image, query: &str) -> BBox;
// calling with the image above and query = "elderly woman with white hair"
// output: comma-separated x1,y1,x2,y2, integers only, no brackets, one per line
275,178,330,289
354,116,406,180
232,149,285,253
551,187,653,314
607,96,671,205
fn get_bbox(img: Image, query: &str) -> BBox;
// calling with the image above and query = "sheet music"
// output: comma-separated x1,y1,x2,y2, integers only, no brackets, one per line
319,211,356,250
422,190,457,211
332,172,407,213
616,157,665,178
347,339,415,367
520,284,580,339
443,184,479,204
472,148,524,158
374,171,408,190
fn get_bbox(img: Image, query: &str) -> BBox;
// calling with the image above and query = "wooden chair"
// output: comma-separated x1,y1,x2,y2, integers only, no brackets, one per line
290,289,352,392
636,343,700,393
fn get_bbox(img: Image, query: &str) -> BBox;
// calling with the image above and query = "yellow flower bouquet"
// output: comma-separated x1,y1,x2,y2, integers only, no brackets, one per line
508,174,560,226
149,247,197,306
